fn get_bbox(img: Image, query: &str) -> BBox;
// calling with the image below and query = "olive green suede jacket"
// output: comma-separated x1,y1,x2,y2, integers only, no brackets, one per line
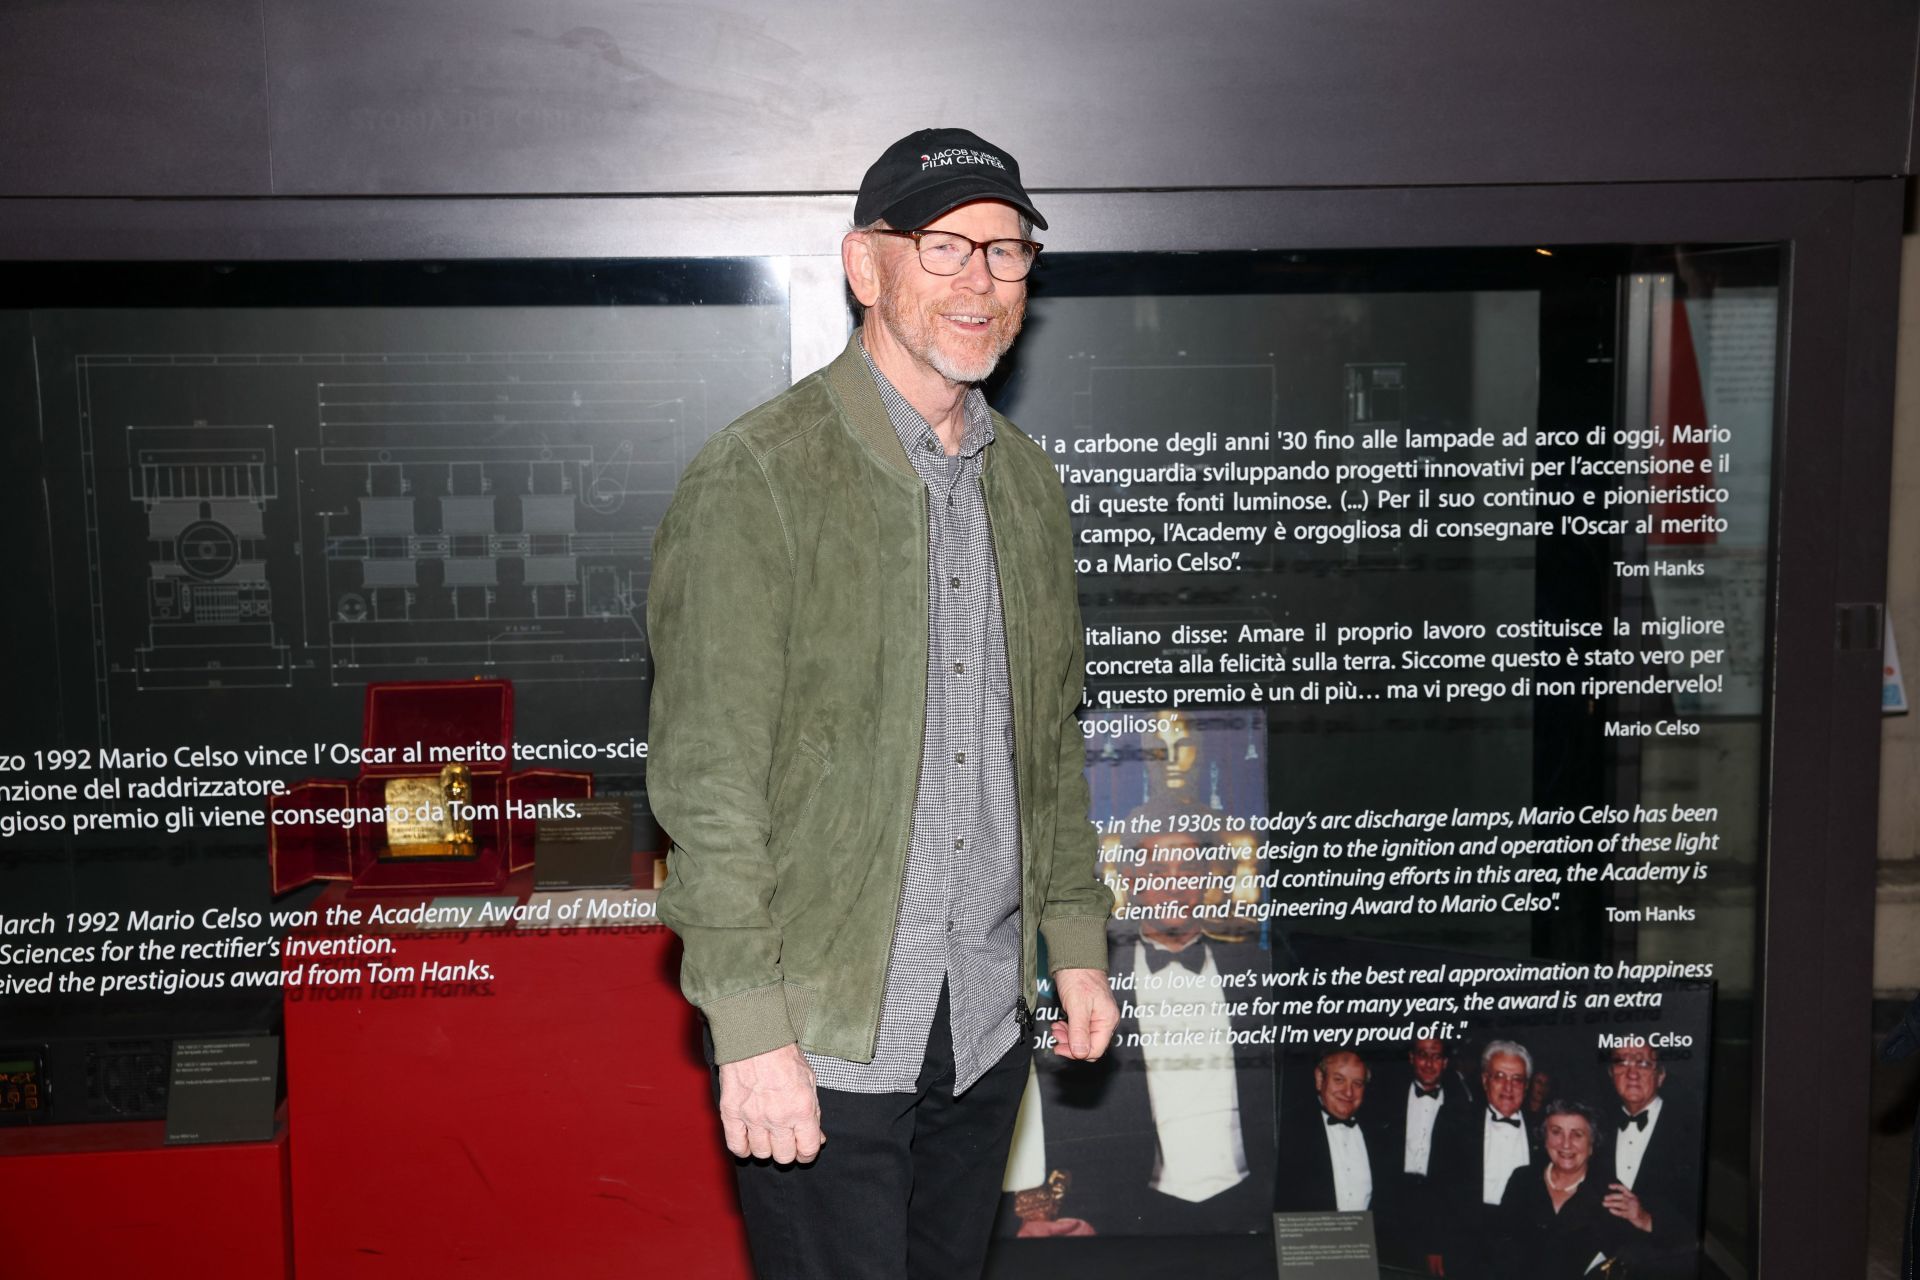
647,334,1112,1066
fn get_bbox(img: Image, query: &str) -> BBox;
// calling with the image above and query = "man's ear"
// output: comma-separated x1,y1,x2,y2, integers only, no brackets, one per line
843,230,881,309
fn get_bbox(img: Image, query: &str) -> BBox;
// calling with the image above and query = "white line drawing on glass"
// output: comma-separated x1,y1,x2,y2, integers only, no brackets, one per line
76,349,780,735
124,424,293,692
295,368,695,687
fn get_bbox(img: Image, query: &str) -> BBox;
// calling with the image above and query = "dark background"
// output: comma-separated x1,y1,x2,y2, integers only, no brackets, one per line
1,0,1917,196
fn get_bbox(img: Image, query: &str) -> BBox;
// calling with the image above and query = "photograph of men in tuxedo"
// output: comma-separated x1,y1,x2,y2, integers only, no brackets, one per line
1012,869,1277,1235
1373,1037,1474,1273
1604,1040,1701,1279
1275,1047,1390,1215
1000,705,1275,1237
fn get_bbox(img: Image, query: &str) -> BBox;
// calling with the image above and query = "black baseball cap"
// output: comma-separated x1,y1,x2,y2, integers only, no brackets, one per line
854,128,1047,232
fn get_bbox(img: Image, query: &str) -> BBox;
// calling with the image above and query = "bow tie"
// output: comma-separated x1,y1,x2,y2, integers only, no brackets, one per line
1619,1109,1649,1132
1488,1110,1522,1128
1325,1113,1358,1129
1142,942,1202,975
1413,1085,1441,1101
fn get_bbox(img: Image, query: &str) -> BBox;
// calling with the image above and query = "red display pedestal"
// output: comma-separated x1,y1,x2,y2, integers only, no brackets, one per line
0,1107,292,1278
284,879,751,1278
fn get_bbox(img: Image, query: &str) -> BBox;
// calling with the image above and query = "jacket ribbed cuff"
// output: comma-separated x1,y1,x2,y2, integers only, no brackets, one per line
1040,913,1111,976
702,981,799,1065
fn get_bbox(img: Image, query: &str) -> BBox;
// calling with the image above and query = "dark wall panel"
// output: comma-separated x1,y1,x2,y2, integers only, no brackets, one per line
261,0,1918,196
1909,27,1920,178
1,0,1912,197
0,0,271,195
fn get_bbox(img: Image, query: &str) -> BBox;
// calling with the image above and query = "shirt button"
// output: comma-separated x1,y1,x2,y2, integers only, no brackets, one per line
950,577,961,589
953,662,965,674
954,752,966,764
954,837,966,850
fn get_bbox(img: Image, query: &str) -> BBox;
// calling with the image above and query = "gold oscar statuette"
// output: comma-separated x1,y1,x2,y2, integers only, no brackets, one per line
383,763,478,859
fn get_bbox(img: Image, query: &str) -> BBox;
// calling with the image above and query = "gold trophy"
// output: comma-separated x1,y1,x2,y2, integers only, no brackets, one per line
1099,710,1263,942
383,762,478,859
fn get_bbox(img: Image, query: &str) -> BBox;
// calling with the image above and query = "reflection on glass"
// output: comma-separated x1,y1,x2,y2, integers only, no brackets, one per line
993,245,1778,1277
0,257,791,1122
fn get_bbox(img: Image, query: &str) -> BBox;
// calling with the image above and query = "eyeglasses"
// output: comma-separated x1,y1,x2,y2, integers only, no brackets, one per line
1610,1057,1658,1072
869,229,1043,282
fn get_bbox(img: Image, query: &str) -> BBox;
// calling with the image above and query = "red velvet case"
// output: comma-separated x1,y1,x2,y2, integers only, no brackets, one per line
269,679,592,895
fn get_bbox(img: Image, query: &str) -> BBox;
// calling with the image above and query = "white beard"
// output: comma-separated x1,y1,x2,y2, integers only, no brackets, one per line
874,262,1023,386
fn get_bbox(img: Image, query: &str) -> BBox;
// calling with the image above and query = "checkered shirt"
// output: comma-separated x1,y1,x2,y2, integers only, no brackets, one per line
803,343,1024,1095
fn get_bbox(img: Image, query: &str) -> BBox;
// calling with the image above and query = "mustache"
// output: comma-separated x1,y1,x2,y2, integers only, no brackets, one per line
930,300,1014,321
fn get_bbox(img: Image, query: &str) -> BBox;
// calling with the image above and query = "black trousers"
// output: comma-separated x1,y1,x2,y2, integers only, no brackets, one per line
731,986,1030,1280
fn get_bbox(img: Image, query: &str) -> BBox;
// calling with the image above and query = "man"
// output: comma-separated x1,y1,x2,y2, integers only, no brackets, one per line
1276,1047,1385,1214
1373,1037,1473,1273
1446,1039,1539,1277
648,128,1118,1280
1020,824,1277,1235
1602,1039,1701,1279
1473,1040,1537,1204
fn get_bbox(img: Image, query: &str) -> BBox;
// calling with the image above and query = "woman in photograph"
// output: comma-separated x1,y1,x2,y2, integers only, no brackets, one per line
1493,1099,1652,1278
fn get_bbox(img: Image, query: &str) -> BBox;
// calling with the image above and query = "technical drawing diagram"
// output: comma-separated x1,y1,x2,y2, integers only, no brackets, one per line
68,341,786,743
124,424,292,690
297,364,699,685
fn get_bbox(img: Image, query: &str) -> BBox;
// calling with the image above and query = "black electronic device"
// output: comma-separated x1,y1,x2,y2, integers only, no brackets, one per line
5,991,281,1125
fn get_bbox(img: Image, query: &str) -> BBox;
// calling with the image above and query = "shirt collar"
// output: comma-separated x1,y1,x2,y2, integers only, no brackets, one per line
858,332,995,461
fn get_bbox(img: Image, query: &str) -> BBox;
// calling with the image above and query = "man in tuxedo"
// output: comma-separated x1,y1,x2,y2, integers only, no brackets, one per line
1014,871,1277,1236
1275,1047,1389,1215
1372,1037,1473,1272
1445,1039,1539,1277
1603,1040,1701,1279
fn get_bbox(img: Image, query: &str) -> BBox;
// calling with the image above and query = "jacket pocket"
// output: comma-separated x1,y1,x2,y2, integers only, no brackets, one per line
768,738,833,875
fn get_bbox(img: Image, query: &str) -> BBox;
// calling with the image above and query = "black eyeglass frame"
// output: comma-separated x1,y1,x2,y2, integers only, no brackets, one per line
866,228,1044,281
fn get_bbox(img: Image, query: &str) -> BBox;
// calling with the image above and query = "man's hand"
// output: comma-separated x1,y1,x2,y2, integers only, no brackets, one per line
716,1042,825,1164
1601,1182,1653,1232
1049,967,1118,1060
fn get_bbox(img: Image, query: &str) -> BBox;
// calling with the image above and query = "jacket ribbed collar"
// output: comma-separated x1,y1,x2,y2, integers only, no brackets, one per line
823,329,1007,484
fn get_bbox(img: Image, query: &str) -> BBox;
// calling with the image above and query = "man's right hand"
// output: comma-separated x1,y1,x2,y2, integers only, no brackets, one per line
716,1042,825,1164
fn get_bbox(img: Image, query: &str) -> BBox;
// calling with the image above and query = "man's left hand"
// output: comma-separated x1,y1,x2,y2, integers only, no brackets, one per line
1602,1182,1654,1232
1049,967,1118,1060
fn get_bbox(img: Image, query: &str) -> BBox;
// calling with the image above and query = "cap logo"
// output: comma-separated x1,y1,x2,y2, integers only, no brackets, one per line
921,147,1006,171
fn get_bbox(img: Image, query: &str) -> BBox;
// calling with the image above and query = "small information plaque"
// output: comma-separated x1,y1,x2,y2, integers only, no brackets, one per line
534,797,633,889
165,1036,280,1145
1273,1211,1380,1280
